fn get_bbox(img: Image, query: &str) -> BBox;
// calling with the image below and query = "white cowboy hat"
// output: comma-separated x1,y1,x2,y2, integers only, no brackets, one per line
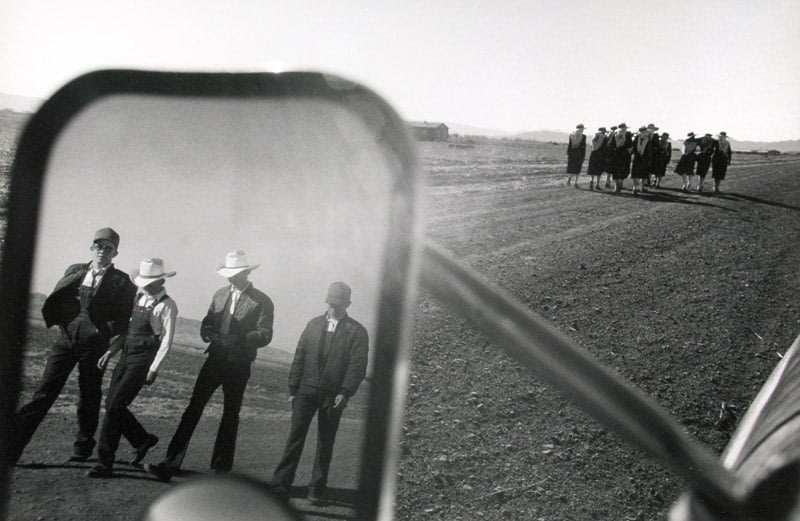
133,258,176,287
216,250,260,277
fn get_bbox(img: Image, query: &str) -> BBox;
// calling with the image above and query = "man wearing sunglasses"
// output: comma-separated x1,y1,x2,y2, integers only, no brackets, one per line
8,227,137,465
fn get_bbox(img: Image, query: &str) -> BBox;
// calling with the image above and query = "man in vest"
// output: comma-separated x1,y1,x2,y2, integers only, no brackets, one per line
269,282,369,505
8,227,137,465
146,250,273,480
88,258,178,478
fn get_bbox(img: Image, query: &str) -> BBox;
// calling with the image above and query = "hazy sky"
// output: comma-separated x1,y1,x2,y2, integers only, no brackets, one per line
1,0,798,141
31,95,396,351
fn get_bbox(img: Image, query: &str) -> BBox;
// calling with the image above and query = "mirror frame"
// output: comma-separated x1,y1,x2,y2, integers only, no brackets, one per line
0,69,423,521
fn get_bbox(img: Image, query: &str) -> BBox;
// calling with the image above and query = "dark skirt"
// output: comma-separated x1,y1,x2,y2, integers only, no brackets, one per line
712,159,729,180
567,153,584,174
696,155,712,177
630,155,649,179
654,155,670,177
674,154,695,175
611,151,631,180
587,150,606,175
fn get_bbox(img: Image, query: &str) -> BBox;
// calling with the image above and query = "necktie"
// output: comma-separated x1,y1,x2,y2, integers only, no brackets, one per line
220,290,239,334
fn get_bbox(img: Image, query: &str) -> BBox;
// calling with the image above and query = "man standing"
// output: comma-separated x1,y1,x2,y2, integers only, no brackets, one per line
146,250,273,480
269,282,369,505
88,258,178,478
8,227,136,465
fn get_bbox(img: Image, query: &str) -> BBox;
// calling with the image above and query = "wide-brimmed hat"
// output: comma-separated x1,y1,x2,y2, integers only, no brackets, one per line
647,123,659,130
94,227,120,249
687,132,695,137
610,126,618,131
598,127,607,132
134,258,176,287
719,131,727,137
575,123,585,130
325,281,352,306
638,126,647,132
618,122,627,129
662,132,670,136
216,250,260,277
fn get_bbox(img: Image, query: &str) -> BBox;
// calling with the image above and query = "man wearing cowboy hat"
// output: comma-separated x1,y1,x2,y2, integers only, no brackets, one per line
269,281,369,505
146,250,273,480
88,258,178,478
8,227,137,465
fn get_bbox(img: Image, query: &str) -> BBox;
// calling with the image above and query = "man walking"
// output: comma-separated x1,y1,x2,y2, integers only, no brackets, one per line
88,258,178,478
8,227,136,465
146,250,273,480
269,282,369,505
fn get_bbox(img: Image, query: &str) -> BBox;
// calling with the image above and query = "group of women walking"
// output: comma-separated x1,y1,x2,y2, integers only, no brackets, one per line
566,124,732,194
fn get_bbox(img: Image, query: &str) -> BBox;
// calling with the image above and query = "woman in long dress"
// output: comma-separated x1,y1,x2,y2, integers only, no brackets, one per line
610,123,633,193
674,132,699,192
587,126,608,191
712,131,733,193
566,123,587,187
653,132,672,188
630,126,654,195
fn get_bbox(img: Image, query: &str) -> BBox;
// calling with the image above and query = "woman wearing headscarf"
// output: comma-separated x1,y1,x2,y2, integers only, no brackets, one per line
711,131,733,193
566,124,587,187
587,126,608,191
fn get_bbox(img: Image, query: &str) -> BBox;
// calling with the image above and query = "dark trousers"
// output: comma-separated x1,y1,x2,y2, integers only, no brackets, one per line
271,392,344,493
97,353,152,467
162,355,250,472
9,334,105,463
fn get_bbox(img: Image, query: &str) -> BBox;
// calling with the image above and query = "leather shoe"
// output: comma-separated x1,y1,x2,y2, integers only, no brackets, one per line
68,452,91,463
87,464,113,478
131,434,159,465
145,463,173,482
307,490,325,505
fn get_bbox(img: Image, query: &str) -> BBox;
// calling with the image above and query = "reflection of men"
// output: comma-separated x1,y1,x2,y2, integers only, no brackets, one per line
270,282,369,505
146,250,273,481
89,258,178,478
9,227,136,464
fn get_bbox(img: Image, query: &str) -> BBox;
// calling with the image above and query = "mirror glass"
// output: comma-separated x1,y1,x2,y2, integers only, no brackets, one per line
9,92,402,519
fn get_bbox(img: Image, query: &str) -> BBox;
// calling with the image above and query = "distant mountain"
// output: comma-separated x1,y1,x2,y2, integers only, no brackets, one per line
446,122,514,138
728,139,800,154
26,292,293,366
0,93,42,113
513,129,570,143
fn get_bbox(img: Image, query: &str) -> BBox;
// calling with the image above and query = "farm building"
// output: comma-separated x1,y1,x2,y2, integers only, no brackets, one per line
408,121,449,141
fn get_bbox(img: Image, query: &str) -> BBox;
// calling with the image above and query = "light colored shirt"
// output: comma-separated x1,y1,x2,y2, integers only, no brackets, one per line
220,282,251,333
81,266,107,288
326,317,339,332
136,288,179,373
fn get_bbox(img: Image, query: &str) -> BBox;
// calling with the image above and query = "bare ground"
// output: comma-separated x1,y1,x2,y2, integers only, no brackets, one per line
396,144,800,520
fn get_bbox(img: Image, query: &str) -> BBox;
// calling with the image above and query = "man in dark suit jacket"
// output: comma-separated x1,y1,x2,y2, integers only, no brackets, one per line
269,281,369,505
146,250,273,480
9,227,136,464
